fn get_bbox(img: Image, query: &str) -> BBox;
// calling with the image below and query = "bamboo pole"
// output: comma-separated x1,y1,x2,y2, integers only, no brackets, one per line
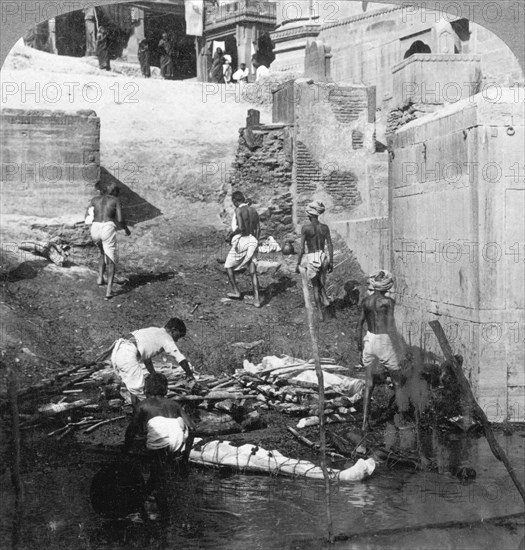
429,320,525,504
6,363,24,548
299,267,334,543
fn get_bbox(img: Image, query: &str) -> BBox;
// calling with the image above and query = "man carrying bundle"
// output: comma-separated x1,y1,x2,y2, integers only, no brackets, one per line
111,318,195,407
296,200,333,320
356,270,404,431
224,191,261,307
124,373,195,516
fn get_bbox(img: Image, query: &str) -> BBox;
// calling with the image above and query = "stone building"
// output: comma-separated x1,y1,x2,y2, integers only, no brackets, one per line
199,0,277,81
23,0,279,80
230,1,524,421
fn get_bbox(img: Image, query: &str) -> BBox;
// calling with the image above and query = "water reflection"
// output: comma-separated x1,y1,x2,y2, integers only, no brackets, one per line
0,430,523,549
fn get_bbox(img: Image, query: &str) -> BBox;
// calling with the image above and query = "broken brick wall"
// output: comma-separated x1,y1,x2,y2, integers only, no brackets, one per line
293,79,389,277
229,123,294,238
0,108,100,219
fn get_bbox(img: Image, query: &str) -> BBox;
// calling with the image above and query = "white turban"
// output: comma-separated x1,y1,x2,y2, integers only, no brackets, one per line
305,200,325,217
368,269,394,292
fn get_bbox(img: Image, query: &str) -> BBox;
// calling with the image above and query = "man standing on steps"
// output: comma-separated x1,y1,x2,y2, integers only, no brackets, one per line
356,269,404,432
295,200,333,320
224,191,261,307
87,182,130,300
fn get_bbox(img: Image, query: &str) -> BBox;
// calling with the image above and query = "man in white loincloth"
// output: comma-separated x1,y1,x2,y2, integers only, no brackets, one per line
295,200,334,320
86,182,131,300
224,191,261,307
124,372,195,516
356,269,404,431
111,318,195,407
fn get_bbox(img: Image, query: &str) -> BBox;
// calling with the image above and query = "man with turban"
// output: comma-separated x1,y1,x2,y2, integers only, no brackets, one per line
296,200,333,320
356,269,403,431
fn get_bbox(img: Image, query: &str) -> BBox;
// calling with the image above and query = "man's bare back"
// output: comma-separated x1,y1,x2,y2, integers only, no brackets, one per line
362,292,396,335
302,221,331,254
91,194,121,224
235,205,260,238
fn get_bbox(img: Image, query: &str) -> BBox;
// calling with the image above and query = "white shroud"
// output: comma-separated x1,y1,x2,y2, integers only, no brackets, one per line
189,439,375,482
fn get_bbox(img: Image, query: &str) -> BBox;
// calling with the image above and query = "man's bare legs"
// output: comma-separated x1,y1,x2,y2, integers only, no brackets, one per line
362,364,375,432
105,257,116,299
311,280,325,320
96,243,106,286
249,262,261,308
226,267,242,299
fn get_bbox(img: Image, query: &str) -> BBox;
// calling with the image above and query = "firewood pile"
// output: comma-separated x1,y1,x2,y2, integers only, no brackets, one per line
7,354,365,443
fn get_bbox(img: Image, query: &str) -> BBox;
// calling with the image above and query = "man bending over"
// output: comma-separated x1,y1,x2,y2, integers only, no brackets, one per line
224,191,261,307
356,270,403,432
111,318,195,407
124,373,195,515
296,200,334,320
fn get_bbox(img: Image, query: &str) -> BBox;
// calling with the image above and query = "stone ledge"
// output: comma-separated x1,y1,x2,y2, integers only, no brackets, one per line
392,53,482,74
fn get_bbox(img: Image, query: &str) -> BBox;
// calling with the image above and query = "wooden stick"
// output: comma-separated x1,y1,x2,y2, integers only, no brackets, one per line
429,320,525,504
299,267,334,543
6,363,24,506
287,426,346,460
83,415,126,434
47,418,98,437
171,393,256,402
53,364,105,393
0,361,97,405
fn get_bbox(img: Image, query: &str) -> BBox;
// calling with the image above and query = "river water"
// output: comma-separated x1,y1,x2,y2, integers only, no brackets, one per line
1,428,524,549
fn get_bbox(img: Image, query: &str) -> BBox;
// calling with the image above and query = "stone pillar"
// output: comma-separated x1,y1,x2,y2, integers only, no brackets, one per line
237,23,257,70
196,36,205,81
435,21,455,54
84,8,97,56
48,18,57,54
126,8,145,63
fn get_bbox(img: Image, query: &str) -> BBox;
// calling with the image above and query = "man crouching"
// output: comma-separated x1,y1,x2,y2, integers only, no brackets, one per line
124,373,195,516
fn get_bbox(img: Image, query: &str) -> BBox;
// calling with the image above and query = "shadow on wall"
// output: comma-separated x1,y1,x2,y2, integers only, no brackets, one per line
98,167,162,226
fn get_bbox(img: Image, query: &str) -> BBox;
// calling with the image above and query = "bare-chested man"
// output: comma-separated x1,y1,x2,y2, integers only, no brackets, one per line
124,373,195,516
356,269,403,431
86,182,130,300
295,200,333,320
224,191,261,307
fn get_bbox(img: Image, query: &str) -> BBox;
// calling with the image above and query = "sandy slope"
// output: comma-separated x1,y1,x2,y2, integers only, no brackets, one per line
1,40,271,228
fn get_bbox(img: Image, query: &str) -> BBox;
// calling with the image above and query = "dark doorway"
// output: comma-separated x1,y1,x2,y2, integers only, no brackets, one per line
224,34,238,70
55,11,86,57
404,40,431,59
144,13,196,78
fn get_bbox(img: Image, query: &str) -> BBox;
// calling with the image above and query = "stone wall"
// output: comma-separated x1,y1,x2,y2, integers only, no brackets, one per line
273,2,524,145
292,79,389,276
0,108,100,218
390,90,525,422
229,123,294,237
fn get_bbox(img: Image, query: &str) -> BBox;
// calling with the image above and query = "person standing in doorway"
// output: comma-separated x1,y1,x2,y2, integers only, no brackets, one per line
138,38,151,78
159,33,175,80
96,26,111,71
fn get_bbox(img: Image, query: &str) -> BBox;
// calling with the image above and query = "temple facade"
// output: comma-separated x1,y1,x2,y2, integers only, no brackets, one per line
23,0,278,80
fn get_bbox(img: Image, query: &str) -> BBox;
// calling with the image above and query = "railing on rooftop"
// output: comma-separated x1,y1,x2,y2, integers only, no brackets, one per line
206,0,276,25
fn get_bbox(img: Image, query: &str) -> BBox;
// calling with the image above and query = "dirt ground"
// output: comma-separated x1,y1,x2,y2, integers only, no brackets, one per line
0,41,367,472
2,43,524,549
